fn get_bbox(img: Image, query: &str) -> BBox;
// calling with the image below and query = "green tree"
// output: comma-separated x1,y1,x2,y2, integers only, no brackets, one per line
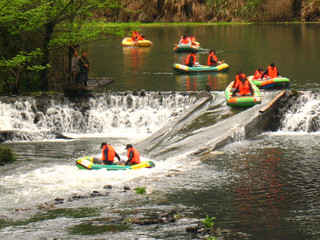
0,0,131,93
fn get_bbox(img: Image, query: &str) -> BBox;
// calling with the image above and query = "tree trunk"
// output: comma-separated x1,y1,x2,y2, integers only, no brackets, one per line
12,68,21,94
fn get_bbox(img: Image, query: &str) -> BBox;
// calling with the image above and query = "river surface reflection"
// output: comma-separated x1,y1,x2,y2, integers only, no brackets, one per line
89,23,320,92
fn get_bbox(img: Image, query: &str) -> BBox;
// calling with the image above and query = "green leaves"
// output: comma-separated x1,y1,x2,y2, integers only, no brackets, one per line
0,48,46,70
201,214,216,229
134,187,146,194
0,0,134,93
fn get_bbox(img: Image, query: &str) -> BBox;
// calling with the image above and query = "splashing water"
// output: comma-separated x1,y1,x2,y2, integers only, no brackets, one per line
280,92,320,132
0,93,196,141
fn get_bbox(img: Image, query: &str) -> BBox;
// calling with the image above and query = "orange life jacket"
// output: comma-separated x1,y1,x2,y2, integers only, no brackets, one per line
189,36,196,42
253,70,263,79
127,147,140,164
137,35,145,41
180,38,191,45
186,54,196,66
233,73,246,88
238,80,251,96
102,145,116,161
188,36,196,45
207,53,218,66
131,31,138,41
267,66,278,78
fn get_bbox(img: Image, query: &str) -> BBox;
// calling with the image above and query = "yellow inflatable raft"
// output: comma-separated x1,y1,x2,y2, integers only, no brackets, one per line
121,38,153,47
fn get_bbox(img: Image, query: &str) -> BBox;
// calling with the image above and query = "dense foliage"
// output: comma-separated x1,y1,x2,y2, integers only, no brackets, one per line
115,0,319,23
0,0,132,94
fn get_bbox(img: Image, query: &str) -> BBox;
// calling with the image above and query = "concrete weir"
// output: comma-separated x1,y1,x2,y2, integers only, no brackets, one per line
138,90,293,157
136,91,214,153
195,90,288,155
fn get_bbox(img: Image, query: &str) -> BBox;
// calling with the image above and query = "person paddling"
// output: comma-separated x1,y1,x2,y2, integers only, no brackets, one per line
188,34,197,45
207,50,221,66
137,34,145,41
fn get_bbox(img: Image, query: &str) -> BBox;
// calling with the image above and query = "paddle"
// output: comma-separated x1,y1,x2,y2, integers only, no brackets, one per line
130,40,137,47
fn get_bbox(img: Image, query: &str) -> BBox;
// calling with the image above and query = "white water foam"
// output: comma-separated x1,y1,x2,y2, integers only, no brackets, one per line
281,92,320,132
0,93,195,141
0,151,198,212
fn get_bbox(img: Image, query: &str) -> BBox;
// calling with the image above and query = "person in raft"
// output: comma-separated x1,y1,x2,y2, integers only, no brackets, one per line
207,50,221,66
131,31,139,41
186,52,197,67
188,34,197,45
232,70,245,90
252,68,265,80
137,33,145,41
260,63,281,79
179,35,191,45
232,71,254,97
124,144,141,166
93,142,121,165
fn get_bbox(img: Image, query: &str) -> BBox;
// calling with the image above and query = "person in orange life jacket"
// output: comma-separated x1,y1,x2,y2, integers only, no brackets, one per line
131,31,139,41
260,63,281,79
179,35,191,45
93,142,121,165
232,70,245,90
125,144,141,166
207,50,221,66
188,34,196,45
253,68,264,80
232,72,254,97
186,52,196,67
137,34,145,41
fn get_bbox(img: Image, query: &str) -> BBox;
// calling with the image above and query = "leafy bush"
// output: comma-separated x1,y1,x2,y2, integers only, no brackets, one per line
0,145,16,164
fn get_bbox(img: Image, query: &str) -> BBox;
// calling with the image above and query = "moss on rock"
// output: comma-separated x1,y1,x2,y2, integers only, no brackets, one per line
0,145,16,165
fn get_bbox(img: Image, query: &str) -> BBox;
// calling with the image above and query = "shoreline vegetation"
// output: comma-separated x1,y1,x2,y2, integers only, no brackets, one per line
0,0,319,95
101,0,320,23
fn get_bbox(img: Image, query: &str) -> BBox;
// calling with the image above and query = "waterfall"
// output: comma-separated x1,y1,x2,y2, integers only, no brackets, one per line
0,93,196,141
280,91,320,132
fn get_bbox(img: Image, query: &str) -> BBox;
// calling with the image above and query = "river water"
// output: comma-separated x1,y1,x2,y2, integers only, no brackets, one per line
0,24,319,240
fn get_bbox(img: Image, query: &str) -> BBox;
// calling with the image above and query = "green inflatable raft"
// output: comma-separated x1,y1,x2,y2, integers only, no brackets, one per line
76,157,155,171
173,44,203,53
225,81,262,108
173,63,229,74
247,76,290,89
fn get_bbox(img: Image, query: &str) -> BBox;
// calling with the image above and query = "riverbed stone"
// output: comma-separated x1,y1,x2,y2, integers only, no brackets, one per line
103,185,112,189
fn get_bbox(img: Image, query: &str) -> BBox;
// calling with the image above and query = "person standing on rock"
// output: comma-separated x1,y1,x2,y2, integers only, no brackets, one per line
78,50,90,87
